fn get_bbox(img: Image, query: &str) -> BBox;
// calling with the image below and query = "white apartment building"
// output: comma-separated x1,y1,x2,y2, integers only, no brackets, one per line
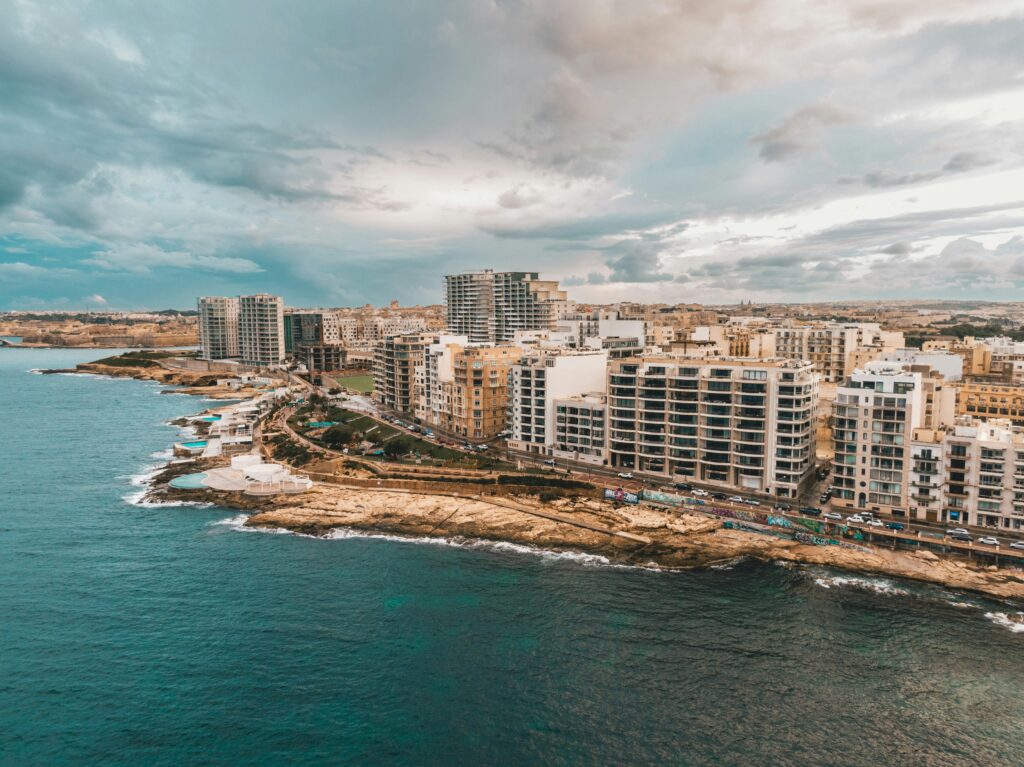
606,357,818,498
831,362,956,516
552,393,608,465
508,348,608,455
445,269,569,343
197,296,240,360
911,417,1024,530
364,316,428,342
238,294,285,366
773,322,904,382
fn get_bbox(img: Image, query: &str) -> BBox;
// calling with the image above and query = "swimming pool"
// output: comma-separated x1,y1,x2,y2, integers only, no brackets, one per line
199,415,221,422
180,441,208,449
169,472,209,489
306,421,338,428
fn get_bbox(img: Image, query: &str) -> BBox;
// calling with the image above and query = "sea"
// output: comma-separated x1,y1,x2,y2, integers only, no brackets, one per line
2,347,1023,767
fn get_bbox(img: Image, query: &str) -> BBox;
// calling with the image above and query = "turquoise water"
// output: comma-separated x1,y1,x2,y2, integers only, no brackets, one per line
2,348,1024,766
199,415,221,422
169,472,210,489
179,440,208,449
307,421,338,428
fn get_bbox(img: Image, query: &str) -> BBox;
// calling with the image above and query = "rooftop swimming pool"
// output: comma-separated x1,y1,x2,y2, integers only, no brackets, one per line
169,472,209,490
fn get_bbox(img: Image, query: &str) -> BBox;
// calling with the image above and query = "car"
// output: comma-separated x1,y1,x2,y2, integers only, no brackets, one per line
846,514,867,524
946,528,970,536
743,498,761,506
775,503,792,512
865,519,885,528
800,506,821,516
711,492,728,501
727,496,745,504
617,472,634,479
978,537,1001,547
819,493,832,504
692,488,709,497
948,532,973,543
543,459,556,466
1010,541,1024,550
886,522,906,531
823,512,843,521
674,482,693,491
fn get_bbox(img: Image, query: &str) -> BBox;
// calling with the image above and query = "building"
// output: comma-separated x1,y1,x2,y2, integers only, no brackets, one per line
238,294,285,366
772,322,904,382
445,270,569,343
373,331,434,414
197,296,240,360
416,335,522,441
553,393,608,465
958,381,1024,425
911,417,1024,530
301,344,349,375
606,357,818,498
508,348,609,455
831,362,956,517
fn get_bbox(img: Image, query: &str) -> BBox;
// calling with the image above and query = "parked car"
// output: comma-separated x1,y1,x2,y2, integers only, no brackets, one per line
800,506,821,516
823,512,843,521
886,522,906,531
846,514,867,524
617,472,634,480
543,459,556,466
978,537,1001,547
775,503,792,512
1010,541,1024,550
711,492,728,501
727,496,745,504
946,528,970,537
674,482,693,491
743,498,761,506
865,519,885,528
948,532,973,542
692,488,709,497
819,492,832,504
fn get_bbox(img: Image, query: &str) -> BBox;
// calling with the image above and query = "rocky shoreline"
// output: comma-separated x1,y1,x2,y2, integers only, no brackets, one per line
139,460,1024,602
42,361,263,399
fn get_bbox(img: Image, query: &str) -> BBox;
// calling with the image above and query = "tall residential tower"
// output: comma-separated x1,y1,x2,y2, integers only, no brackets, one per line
445,270,568,343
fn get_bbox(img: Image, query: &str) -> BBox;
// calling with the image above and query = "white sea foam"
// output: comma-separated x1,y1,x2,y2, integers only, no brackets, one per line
227,520,662,570
710,556,748,570
812,574,910,597
985,612,1024,633
26,368,44,374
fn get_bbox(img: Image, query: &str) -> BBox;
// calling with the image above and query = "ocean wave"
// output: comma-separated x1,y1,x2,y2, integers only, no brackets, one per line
985,612,1024,633
224,518,662,570
126,492,215,509
26,368,44,374
709,556,749,570
812,574,910,597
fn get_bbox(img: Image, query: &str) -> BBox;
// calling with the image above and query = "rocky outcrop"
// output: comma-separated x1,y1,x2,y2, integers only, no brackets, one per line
235,485,1024,600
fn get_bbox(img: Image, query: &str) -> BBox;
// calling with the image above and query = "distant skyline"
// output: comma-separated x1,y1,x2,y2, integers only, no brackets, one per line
2,1,1024,310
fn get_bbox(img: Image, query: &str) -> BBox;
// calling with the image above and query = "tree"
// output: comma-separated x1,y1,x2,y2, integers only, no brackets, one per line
323,424,360,449
383,436,413,459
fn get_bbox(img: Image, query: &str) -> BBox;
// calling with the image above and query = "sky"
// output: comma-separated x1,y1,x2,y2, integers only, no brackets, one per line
2,0,1024,310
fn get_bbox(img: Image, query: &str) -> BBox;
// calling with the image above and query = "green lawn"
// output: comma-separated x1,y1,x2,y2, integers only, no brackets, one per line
338,374,374,393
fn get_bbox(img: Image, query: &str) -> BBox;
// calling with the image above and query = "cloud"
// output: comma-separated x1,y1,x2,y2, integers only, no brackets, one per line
752,100,857,162
497,184,542,209
85,293,107,305
854,152,996,188
603,240,673,283
83,243,263,274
